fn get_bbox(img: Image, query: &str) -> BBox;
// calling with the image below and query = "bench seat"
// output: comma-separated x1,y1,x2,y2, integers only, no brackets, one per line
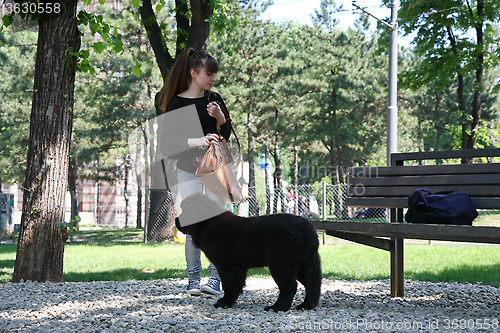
313,220,500,245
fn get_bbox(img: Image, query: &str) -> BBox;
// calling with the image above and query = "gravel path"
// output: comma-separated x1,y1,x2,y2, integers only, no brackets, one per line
0,278,498,332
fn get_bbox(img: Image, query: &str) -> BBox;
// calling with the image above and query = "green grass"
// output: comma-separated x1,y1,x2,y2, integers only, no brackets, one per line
63,242,187,282
70,228,144,243
319,243,500,286
475,211,500,226
1,237,499,286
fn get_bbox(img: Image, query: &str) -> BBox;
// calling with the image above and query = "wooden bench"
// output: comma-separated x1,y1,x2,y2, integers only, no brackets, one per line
312,148,500,297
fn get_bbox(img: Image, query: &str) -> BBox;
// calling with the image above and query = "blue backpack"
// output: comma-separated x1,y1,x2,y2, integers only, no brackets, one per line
405,189,478,225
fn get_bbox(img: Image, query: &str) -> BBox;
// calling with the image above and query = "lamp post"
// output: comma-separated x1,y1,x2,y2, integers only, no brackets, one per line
352,0,399,165
387,0,399,166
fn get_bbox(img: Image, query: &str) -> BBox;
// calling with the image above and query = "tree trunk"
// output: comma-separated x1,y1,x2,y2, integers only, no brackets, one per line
331,86,345,185
248,98,257,216
433,92,442,152
188,0,213,50
68,156,79,230
264,144,271,215
468,1,484,151
175,0,191,54
293,145,298,215
273,108,284,213
124,156,130,228
139,0,214,83
447,26,470,163
136,183,143,229
136,129,146,229
458,72,468,156
138,0,174,81
13,0,80,283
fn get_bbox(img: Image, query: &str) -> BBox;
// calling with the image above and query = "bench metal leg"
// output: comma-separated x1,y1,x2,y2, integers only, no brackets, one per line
390,238,404,297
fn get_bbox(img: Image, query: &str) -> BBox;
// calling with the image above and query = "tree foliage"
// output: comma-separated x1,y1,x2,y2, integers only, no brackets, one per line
395,0,500,152
0,30,36,184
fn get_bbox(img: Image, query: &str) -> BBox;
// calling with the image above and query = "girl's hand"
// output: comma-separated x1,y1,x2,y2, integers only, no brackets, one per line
188,133,219,148
207,102,225,123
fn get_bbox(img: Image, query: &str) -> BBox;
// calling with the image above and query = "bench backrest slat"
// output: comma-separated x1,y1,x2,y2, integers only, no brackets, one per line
345,196,499,209
349,163,500,177
350,174,500,187
391,148,500,165
348,185,500,197
346,160,500,210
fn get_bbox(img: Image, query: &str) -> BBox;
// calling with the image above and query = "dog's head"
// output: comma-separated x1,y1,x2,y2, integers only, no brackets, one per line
176,193,226,234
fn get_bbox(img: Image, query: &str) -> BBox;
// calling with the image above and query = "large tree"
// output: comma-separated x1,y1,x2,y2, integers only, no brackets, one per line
12,0,81,282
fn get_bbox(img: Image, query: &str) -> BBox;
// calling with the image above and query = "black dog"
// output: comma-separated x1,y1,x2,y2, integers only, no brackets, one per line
177,193,321,312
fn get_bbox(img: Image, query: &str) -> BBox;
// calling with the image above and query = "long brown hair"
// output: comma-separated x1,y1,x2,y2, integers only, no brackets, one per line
156,48,219,113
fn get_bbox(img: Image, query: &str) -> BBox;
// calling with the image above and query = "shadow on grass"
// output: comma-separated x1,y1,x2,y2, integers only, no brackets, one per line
322,264,500,287
0,259,15,282
71,228,144,244
322,272,389,281
64,268,187,282
0,259,15,269
0,244,17,254
65,241,174,248
406,263,500,287
64,267,275,283
0,245,16,283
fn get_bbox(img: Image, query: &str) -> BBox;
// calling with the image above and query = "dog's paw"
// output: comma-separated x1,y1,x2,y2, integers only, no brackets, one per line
296,303,314,311
214,297,235,309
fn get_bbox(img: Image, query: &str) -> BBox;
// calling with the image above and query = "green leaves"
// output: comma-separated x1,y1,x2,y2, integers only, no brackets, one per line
1,15,14,29
83,0,106,5
155,0,166,12
58,216,81,234
93,42,104,54
132,0,143,10
208,0,240,37
112,39,124,53
132,57,142,78
77,10,111,39
73,9,140,77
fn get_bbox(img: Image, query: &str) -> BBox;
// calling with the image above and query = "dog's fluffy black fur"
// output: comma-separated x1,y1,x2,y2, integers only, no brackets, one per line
177,193,321,312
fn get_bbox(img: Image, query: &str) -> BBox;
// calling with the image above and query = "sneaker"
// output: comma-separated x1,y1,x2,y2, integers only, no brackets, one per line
201,278,222,295
186,280,201,296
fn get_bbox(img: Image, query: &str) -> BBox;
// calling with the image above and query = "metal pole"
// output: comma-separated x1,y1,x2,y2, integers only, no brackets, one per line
387,0,399,166
352,1,398,165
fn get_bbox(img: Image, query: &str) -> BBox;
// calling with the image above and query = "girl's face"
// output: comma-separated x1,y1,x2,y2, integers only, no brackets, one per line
191,66,217,91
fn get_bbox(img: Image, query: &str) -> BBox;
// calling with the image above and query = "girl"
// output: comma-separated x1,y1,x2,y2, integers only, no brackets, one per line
157,48,231,296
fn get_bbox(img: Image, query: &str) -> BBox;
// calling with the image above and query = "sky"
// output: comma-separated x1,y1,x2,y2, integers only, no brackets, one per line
259,0,391,31
259,0,415,46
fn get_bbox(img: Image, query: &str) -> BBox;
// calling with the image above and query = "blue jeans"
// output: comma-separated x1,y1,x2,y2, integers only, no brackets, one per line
177,170,220,282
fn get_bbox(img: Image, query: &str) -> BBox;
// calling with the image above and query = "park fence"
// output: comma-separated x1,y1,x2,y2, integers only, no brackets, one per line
143,183,387,243
143,182,500,243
